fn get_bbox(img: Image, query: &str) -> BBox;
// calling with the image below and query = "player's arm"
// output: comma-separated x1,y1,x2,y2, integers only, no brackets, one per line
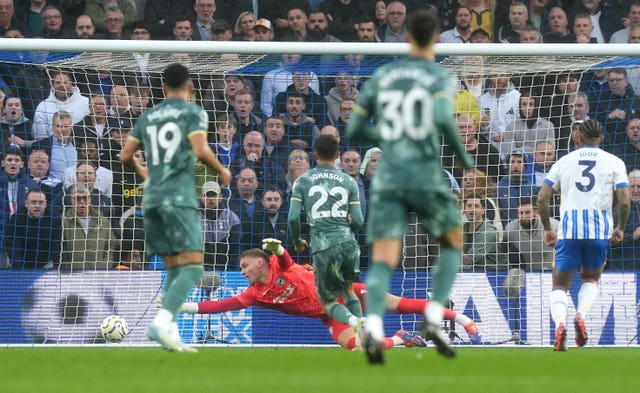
189,131,232,186
348,200,364,233
262,238,295,269
287,197,305,248
612,185,631,244
119,136,148,180
180,296,247,314
345,103,373,142
435,92,473,169
537,182,558,246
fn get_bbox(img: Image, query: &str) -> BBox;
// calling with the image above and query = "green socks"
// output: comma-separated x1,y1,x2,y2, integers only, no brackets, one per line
430,248,461,305
343,292,363,318
163,265,204,320
365,262,393,318
326,301,356,325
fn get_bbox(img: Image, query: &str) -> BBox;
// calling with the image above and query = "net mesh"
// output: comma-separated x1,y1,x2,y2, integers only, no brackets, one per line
0,47,637,346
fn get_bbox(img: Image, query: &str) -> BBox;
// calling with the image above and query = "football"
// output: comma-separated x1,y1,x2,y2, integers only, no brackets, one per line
100,315,130,342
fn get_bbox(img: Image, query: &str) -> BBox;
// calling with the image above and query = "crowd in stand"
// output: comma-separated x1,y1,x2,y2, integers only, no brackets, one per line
0,0,638,277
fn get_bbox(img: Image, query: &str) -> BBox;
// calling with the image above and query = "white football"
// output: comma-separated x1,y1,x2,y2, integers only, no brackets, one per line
100,315,130,342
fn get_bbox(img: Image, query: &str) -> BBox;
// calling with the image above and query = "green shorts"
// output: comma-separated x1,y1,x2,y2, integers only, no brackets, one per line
367,187,461,242
313,239,361,301
144,205,202,256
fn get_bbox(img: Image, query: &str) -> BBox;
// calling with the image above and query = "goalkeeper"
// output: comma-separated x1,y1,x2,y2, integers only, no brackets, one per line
178,239,482,349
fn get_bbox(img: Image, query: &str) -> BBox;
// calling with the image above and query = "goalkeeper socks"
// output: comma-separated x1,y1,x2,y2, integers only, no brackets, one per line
577,282,598,316
549,289,568,327
163,264,204,320
365,262,393,318
396,298,428,314
430,247,461,305
343,292,363,318
346,336,394,350
326,301,357,326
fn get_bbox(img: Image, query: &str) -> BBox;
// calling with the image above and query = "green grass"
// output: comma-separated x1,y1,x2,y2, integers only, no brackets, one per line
1,347,638,393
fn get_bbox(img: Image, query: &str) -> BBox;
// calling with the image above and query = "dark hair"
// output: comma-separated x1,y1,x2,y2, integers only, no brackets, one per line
174,15,191,25
314,133,339,160
608,67,628,78
469,28,490,41
463,194,486,209
130,20,151,34
240,248,270,262
163,63,191,89
407,9,440,46
519,195,536,208
579,118,603,140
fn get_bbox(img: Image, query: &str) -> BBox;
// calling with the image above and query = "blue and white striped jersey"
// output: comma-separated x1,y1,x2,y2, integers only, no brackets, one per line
543,146,629,240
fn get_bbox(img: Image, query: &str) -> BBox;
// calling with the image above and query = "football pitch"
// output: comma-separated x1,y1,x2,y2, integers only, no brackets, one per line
2,346,637,393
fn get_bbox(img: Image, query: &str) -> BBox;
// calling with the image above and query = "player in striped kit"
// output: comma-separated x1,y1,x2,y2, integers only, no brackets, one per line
537,119,630,351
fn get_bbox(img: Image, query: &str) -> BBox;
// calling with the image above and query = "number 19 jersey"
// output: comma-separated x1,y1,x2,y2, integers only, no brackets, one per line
130,98,209,210
290,164,361,253
543,146,629,240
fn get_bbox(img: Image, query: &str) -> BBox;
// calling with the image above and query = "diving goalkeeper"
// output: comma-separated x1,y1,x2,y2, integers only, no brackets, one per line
178,239,482,349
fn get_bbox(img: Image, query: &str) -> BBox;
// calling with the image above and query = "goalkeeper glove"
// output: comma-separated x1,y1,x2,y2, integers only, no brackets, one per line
262,238,284,256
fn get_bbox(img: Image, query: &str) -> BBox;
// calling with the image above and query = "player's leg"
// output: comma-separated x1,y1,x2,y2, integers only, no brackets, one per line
574,240,608,347
549,240,581,351
325,317,417,350
340,240,364,320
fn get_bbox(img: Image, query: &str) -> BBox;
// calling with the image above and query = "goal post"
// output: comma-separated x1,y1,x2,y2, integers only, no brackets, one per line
0,40,637,347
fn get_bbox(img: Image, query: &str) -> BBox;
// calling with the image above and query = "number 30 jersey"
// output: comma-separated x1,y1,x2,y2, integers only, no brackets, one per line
130,98,208,210
543,146,629,240
290,164,361,253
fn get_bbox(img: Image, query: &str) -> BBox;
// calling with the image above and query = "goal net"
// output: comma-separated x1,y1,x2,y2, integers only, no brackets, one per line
0,41,637,347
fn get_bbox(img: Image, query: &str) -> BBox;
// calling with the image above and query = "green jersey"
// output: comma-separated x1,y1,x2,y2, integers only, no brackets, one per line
290,165,361,253
347,57,471,192
131,98,208,210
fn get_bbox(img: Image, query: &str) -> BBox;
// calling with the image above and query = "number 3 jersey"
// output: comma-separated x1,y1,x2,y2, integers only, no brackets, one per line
543,146,629,240
130,98,208,210
290,164,361,253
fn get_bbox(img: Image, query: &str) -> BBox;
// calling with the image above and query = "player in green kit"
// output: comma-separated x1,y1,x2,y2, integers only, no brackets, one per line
346,10,473,364
288,134,366,340
120,63,231,352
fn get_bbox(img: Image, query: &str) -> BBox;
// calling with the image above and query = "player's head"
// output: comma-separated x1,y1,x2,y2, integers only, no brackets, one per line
406,9,440,48
162,63,192,95
314,133,340,162
239,248,271,284
577,118,603,146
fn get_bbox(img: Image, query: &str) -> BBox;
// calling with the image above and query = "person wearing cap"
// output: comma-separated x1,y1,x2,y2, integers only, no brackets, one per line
200,180,241,270
211,19,233,41
253,17,274,41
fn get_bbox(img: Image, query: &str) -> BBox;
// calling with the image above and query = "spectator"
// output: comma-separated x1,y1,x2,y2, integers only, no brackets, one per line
200,180,241,270
543,6,574,43
497,150,536,224
461,0,494,40
612,117,640,170
172,15,193,40
252,188,288,248
108,82,130,118
360,146,381,202
305,10,340,42
333,98,355,138
19,0,46,36
210,113,240,166
283,5,307,41
504,94,555,157
318,0,368,42
260,54,320,117
143,0,195,39
64,137,113,198
74,94,108,145
60,183,117,272
527,0,549,33
233,89,263,143
610,2,640,43
570,0,624,43
462,195,507,272
35,110,77,183
356,17,378,42
440,6,473,43
275,68,328,127
192,0,216,41
326,71,359,126
22,149,63,215
340,149,366,216
212,0,253,26
479,72,521,161
253,17,274,41
279,92,320,149
234,11,256,41
609,169,640,270
469,27,491,42
461,167,502,234
4,188,61,270
86,1,136,35
41,5,73,38
443,112,503,184
263,115,289,169
556,93,591,154
67,162,112,219
518,24,542,42
572,12,597,43
377,0,407,42
125,84,151,122
1,146,26,217
0,0,25,36
229,166,262,249
285,148,310,193
373,0,387,27
211,19,233,41
74,14,96,38
496,1,529,43
2,97,34,154
230,130,288,193
32,70,90,141
594,67,640,147
100,7,126,39
529,140,556,188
